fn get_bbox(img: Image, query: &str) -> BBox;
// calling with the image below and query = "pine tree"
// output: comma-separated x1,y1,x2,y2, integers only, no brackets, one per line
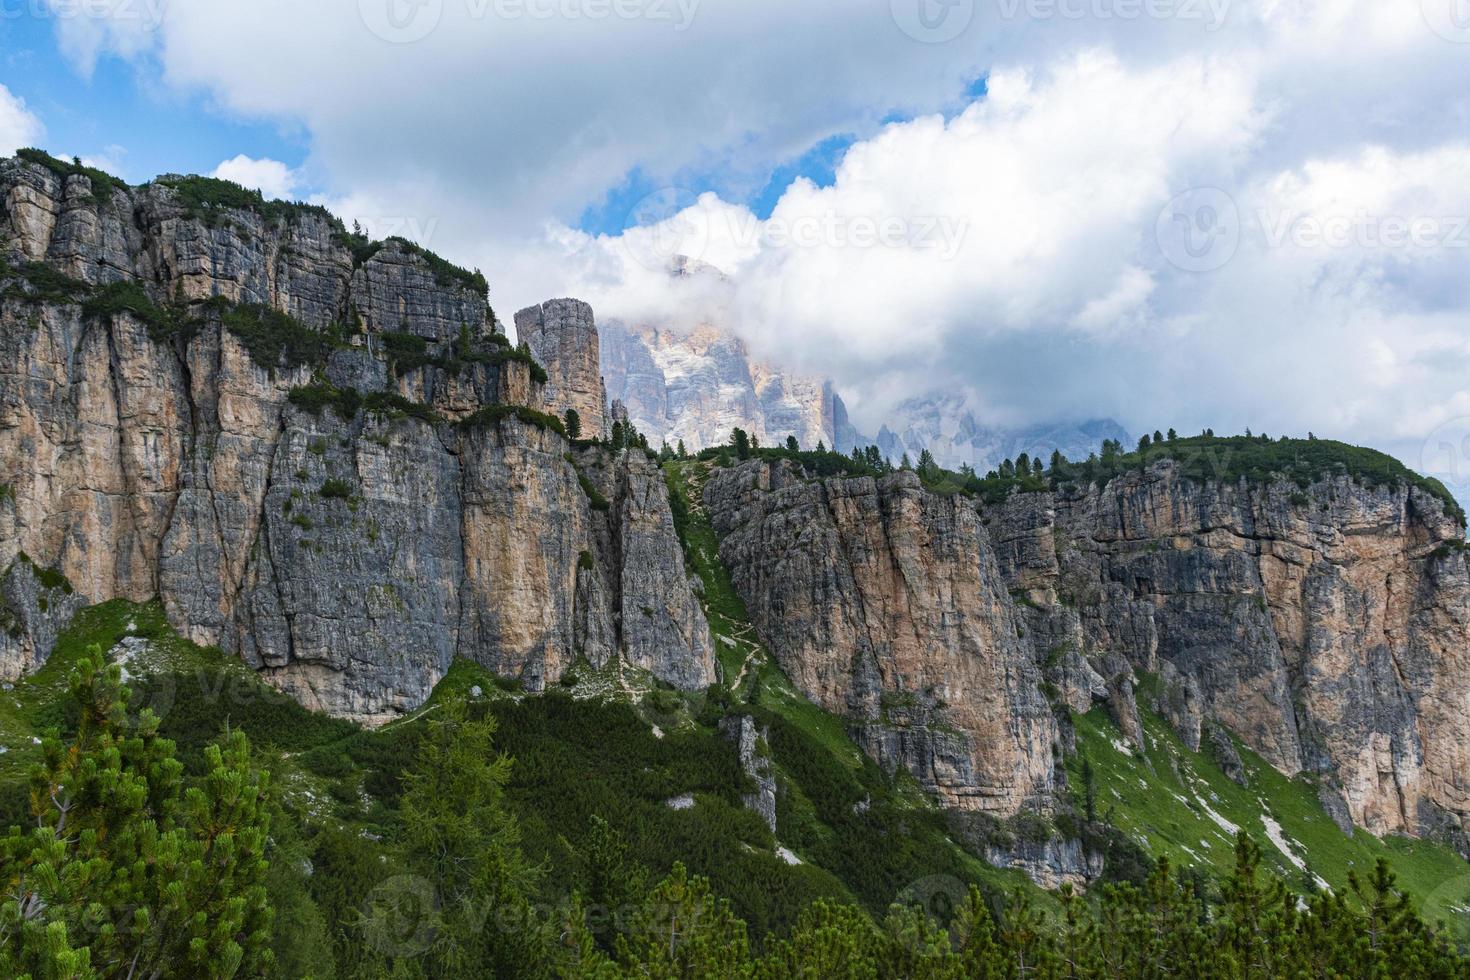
564,409,582,440
732,428,751,460
816,440,826,454
786,435,799,453
0,648,274,980
616,864,749,977
362,696,542,978
676,439,687,459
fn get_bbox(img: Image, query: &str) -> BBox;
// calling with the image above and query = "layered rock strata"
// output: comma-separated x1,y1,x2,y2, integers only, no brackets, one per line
0,155,713,721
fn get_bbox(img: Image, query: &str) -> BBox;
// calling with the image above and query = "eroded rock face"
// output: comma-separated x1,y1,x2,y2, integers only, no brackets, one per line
983,461,1470,840
517,299,608,437
0,156,712,721
601,321,864,453
704,460,1058,816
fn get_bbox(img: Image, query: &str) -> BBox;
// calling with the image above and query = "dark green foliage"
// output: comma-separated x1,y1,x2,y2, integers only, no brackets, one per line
13,552,73,595
0,650,274,978
564,408,583,440
319,478,354,500
379,329,433,374
959,432,1465,525
153,173,335,229
377,329,547,384
0,259,91,306
567,456,611,511
497,343,549,384
384,236,489,296
459,403,567,438
16,147,129,205
288,381,362,420
363,390,441,424
732,427,751,459
1050,433,1466,525
206,298,334,369
294,379,441,426
80,280,192,343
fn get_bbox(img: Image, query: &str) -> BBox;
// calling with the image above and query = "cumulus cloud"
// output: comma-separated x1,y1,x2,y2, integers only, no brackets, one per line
211,154,301,201
0,84,44,157
36,0,1470,470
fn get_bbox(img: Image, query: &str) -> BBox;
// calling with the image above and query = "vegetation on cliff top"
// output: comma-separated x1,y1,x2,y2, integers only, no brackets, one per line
697,426,1464,528
152,173,338,229
15,147,130,205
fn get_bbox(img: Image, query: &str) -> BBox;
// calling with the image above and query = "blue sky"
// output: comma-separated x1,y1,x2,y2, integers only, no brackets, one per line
0,14,307,185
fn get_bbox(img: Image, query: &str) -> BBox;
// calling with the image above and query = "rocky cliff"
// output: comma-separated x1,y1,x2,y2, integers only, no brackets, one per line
704,460,1058,816
516,298,608,437
983,461,1470,844
0,153,713,721
703,449,1470,848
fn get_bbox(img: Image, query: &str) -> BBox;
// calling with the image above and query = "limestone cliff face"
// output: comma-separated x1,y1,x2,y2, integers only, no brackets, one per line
0,155,712,721
704,460,1058,816
516,299,608,437
982,461,1470,842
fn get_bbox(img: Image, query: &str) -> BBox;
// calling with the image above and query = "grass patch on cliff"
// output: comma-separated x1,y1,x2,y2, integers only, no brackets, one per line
459,402,566,438
961,433,1467,526
16,147,129,205
0,258,91,306
153,173,336,229
208,298,336,369
1069,704,1470,943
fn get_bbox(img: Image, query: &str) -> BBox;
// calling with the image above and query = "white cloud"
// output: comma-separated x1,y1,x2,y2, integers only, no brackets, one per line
211,155,301,201
0,84,45,157
37,0,1470,467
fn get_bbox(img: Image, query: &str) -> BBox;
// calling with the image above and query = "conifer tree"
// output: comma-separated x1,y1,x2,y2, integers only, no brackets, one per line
0,648,273,980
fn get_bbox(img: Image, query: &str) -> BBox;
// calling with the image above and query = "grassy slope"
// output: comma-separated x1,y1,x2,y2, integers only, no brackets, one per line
1069,705,1470,942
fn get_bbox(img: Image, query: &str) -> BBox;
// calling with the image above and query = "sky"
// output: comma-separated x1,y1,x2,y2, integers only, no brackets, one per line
2,0,1470,491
